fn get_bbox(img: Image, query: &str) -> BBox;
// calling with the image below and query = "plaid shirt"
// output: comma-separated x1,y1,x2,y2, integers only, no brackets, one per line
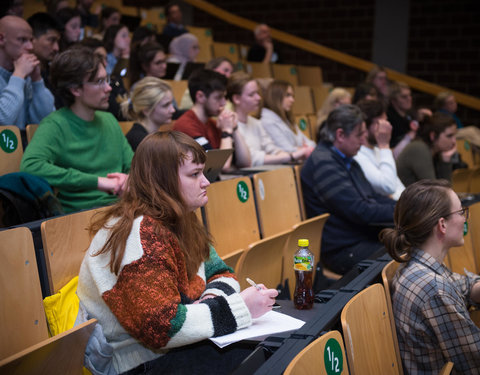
392,249,480,374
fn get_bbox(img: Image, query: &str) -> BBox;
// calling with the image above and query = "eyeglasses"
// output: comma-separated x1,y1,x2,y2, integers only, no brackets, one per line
84,75,111,87
446,206,469,220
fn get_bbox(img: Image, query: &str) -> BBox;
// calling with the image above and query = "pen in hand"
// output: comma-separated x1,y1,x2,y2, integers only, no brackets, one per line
246,277,261,290
246,278,281,309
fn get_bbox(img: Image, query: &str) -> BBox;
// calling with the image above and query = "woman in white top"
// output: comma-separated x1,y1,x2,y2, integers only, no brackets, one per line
354,99,405,200
261,80,315,155
227,72,309,166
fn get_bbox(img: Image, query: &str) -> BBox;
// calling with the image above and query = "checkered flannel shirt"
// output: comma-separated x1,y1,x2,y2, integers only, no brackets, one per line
392,249,480,374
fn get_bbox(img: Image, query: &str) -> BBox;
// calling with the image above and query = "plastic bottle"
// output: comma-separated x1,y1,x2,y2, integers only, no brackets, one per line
293,239,314,310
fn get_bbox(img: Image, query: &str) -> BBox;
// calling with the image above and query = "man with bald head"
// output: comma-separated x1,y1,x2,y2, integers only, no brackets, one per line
247,24,281,64
0,15,54,133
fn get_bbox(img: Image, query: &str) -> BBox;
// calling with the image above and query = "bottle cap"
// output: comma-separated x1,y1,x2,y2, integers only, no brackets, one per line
298,239,309,247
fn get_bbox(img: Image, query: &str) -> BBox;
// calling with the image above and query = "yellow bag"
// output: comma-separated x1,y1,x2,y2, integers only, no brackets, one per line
43,276,80,337
43,276,92,375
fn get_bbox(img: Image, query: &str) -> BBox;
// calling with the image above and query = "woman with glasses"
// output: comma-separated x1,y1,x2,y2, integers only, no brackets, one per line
380,179,480,373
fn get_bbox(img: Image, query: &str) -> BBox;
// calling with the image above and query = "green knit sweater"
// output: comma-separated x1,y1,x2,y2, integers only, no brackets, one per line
20,108,133,213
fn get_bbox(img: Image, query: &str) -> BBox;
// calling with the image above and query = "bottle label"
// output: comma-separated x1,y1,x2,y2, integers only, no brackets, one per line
294,255,312,271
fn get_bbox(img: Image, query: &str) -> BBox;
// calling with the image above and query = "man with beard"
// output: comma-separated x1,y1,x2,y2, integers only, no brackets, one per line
174,68,251,170
21,47,133,213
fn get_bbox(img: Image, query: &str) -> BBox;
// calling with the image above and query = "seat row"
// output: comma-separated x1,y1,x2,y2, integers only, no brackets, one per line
284,264,453,375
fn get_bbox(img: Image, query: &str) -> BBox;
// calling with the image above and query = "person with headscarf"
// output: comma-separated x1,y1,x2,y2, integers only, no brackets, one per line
167,33,199,81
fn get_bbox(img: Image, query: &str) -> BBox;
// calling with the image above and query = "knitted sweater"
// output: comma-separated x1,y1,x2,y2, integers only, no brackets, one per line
0,66,55,129
20,108,133,213
77,215,252,373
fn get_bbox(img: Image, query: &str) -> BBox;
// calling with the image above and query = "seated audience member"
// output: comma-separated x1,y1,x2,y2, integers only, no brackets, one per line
173,69,251,170
227,72,308,166
27,12,61,91
396,112,457,187
387,81,431,155
352,82,378,104
0,0,24,18
301,104,395,275
92,6,120,41
77,131,277,374
365,65,389,107
354,99,404,200
261,80,315,154
79,37,127,120
132,25,156,46
316,87,352,140
167,32,199,81
128,42,167,88
380,179,480,373
44,0,69,16
56,7,81,51
76,0,98,28
122,77,175,151
247,23,280,63
162,2,188,39
0,16,55,132
435,91,463,129
20,47,133,213
104,24,130,75
180,56,235,110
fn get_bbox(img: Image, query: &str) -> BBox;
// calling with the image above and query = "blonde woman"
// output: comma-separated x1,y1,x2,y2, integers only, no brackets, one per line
316,87,352,140
260,80,315,155
121,77,175,151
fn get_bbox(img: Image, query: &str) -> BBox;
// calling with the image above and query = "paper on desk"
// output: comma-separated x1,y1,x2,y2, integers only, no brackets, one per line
210,311,305,348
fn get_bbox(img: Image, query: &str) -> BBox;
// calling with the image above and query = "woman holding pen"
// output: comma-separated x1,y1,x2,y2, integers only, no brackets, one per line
77,131,277,375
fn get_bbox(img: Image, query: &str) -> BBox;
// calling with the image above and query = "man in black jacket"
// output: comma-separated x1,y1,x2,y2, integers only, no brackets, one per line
301,104,395,274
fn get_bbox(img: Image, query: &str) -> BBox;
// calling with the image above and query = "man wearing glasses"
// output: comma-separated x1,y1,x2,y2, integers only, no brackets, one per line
21,47,133,213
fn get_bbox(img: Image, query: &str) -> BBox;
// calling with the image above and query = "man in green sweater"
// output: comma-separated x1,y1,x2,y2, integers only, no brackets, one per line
21,47,133,213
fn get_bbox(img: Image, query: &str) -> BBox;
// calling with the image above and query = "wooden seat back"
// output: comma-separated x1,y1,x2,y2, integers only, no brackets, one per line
294,114,313,140
246,62,273,79
235,229,291,291
341,283,401,375
296,65,324,87
272,64,299,86
203,177,260,258
252,167,301,238
0,227,48,359
452,168,471,193
212,42,240,61
292,86,314,115
284,330,349,375
25,124,39,144
41,207,107,295
381,261,404,374
0,125,23,175
0,227,97,374
283,214,329,299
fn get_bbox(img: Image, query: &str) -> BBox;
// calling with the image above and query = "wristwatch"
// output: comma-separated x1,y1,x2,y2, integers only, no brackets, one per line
221,131,233,138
